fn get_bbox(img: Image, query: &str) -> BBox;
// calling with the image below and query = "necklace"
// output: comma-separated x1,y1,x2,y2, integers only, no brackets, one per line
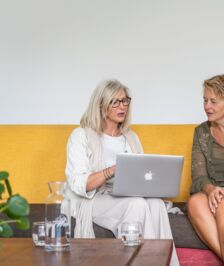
102,133,128,153
104,128,121,137
123,135,128,153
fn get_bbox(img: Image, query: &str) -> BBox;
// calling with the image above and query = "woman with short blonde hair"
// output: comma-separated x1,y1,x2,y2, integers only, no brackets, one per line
188,74,224,261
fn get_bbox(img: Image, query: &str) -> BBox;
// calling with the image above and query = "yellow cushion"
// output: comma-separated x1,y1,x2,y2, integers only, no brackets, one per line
0,125,196,203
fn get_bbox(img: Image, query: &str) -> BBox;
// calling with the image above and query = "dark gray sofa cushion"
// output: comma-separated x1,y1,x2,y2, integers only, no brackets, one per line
169,202,208,249
169,213,207,249
4,203,207,249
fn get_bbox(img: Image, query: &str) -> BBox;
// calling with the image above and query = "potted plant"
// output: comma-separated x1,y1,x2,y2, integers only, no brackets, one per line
0,171,30,237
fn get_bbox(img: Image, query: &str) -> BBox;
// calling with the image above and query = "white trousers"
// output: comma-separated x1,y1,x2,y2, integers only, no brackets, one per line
92,194,179,266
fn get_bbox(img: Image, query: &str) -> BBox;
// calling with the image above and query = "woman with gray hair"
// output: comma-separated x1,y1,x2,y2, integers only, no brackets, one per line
64,79,179,265
188,74,224,261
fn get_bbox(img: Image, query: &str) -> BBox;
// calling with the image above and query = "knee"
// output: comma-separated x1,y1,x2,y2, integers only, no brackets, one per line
187,193,204,216
128,197,148,210
146,198,164,211
187,194,196,214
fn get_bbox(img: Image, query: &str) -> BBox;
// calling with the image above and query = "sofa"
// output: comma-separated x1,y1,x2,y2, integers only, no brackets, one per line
0,124,207,249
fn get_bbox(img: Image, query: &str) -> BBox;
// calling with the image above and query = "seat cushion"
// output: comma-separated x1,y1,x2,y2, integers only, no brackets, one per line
5,203,207,249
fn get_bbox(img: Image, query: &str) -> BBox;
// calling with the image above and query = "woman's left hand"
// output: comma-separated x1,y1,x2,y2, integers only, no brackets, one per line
205,185,224,214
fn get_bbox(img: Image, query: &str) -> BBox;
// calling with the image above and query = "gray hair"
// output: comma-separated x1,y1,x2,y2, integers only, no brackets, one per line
203,74,224,97
80,79,132,134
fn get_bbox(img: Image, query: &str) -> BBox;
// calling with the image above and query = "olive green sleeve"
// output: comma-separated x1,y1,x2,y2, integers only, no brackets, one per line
190,128,212,194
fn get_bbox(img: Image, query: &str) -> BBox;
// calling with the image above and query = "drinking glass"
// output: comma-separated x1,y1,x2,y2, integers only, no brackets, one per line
32,221,45,247
120,221,143,246
45,181,71,251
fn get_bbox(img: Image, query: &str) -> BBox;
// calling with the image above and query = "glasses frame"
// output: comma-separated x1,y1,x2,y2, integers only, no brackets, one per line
110,97,132,108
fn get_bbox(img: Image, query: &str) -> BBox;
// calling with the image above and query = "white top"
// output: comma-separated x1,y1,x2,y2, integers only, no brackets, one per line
101,134,132,185
101,134,132,167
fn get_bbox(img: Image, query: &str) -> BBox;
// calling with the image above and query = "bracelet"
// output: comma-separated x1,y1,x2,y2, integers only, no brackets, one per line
103,168,107,180
103,167,113,180
106,167,113,180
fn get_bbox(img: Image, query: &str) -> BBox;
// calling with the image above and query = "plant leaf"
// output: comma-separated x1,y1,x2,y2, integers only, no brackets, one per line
0,183,5,199
0,221,13,237
0,171,9,181
5,194,30,218
5,179,12,196
16,217,30,230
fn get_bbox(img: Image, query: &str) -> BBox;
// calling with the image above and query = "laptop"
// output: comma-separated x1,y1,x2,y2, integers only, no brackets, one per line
112,153,184,198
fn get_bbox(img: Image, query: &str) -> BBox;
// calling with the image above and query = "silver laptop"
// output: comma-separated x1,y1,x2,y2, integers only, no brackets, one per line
112,153,184,197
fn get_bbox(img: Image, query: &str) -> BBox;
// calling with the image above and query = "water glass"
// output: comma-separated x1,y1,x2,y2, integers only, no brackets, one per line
32,221,45,247
120,221,143,246
45,181,71,251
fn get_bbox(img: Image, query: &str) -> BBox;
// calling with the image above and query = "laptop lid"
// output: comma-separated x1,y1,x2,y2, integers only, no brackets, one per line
112,153,184,197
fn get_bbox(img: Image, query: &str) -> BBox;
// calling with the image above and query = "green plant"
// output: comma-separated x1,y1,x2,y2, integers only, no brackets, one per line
0,171,30,237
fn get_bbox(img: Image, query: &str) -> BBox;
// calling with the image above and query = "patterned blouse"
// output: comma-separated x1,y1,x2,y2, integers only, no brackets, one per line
190,121,224,194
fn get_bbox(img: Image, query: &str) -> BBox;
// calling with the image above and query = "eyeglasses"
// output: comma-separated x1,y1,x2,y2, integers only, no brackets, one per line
109,97,131,108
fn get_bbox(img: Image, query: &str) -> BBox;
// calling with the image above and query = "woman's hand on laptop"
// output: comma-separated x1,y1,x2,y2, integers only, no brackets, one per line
104,165,116,181
109,165,116,177
87,165,116,191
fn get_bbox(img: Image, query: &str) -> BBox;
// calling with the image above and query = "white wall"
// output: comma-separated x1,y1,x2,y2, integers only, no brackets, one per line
1,0,224,124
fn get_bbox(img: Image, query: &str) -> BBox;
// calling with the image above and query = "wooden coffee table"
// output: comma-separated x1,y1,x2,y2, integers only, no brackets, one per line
0,238,172,266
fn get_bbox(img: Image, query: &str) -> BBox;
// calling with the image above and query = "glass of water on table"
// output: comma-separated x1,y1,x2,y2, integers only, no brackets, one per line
32,221,45,247
120,221,143,246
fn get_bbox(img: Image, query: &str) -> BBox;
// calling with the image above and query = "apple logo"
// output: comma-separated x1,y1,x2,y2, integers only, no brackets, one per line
144,170,153,180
